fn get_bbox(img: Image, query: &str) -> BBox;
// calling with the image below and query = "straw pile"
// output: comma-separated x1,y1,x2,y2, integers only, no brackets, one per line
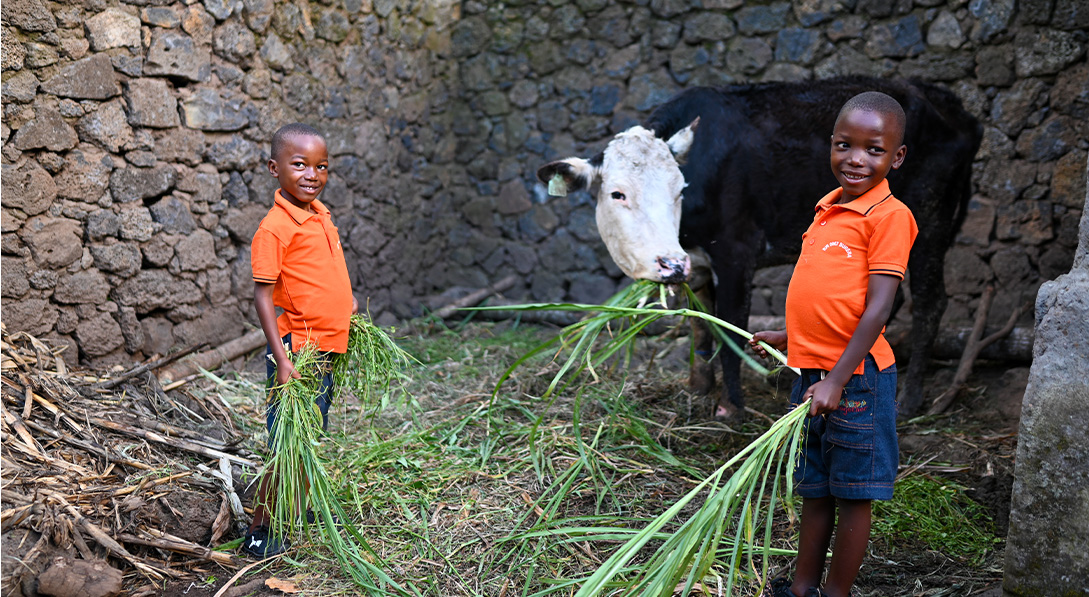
0,324,256,597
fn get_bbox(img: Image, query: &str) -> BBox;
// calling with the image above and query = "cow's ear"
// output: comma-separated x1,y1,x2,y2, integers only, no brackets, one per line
537,158,597,197
666,117,700,162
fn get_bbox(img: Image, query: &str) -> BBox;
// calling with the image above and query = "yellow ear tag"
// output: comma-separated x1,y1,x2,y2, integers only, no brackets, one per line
548,173,568,197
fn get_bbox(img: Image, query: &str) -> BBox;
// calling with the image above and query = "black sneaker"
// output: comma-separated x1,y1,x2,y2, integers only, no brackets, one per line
768,578,795,597
241,525,290,558
803,588,828,597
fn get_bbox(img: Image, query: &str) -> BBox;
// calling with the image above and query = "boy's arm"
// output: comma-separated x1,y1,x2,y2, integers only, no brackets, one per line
805,274,900,416
254,282,301,386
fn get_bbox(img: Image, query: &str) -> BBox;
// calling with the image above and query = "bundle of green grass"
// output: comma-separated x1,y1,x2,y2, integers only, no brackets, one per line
476,280,810,595
263,314,417,595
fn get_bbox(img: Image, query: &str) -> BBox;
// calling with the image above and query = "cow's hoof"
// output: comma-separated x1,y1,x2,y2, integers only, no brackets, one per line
713,402,742,421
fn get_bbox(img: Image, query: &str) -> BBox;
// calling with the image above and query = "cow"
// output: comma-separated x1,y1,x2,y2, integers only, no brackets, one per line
537,76,982,420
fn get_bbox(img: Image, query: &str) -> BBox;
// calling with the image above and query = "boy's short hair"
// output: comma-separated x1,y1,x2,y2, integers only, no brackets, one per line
270,123,325,161
837,92,907,145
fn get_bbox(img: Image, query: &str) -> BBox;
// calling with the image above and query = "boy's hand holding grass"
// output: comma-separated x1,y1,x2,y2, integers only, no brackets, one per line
749,330,787,360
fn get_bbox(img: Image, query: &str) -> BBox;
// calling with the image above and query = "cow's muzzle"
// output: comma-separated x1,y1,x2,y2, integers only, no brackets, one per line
657,255,691,284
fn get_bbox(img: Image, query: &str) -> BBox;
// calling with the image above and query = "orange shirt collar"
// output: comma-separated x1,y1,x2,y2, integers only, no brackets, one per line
815,178,893,216
274,189,330,225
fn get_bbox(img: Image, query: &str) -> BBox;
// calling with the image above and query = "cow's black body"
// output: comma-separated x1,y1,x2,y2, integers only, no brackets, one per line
643,77,982,418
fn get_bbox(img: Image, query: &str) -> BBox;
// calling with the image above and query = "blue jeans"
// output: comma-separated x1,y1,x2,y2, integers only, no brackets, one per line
790,355,899,501
265,334,333,441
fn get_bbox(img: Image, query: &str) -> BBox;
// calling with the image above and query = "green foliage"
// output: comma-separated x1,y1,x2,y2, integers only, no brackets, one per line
332,314,416,417
872,473,999,565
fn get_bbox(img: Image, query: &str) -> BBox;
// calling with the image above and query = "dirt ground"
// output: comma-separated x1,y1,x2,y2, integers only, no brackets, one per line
146,333,1023,597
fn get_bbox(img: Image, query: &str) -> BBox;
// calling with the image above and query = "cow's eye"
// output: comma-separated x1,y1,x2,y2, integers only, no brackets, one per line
611,191,626,201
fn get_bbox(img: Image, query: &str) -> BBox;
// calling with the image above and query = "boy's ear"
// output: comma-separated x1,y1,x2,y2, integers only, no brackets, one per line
268,158,279,177
892,144,907,170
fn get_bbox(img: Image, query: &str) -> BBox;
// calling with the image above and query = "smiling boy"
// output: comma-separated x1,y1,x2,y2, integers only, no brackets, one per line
752,92,919,597
244,123,357,558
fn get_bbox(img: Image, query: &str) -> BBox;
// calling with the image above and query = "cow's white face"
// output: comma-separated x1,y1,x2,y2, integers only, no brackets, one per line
538,120,698,283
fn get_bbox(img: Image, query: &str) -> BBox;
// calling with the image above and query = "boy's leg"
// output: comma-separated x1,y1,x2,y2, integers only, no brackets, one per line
791,496,836,596
249,334,291,535
822,498,872,597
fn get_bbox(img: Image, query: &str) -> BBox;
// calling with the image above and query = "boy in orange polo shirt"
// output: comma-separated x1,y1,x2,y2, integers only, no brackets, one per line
751,92,918,597
244,123,357,558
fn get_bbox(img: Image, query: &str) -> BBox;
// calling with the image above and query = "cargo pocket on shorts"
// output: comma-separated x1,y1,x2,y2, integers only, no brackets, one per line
826,376,876,489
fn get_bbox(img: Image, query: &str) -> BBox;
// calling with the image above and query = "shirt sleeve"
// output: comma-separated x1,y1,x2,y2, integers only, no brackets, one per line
251,227,285,284
868,207,919,279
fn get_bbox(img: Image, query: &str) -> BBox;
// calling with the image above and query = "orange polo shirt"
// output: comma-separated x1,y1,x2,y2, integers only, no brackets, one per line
251,190,353,353
784,179,918,374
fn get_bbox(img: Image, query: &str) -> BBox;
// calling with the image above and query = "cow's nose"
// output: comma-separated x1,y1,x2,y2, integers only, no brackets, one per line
657,255,691,284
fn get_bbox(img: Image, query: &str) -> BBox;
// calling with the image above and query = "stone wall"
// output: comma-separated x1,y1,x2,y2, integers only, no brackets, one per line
1,0,1086,366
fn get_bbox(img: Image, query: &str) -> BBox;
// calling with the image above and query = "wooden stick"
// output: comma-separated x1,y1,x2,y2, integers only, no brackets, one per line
87,417,258,467
158,329,267,384
119,529,238,566
92,343,205,390
212,554,284,597
433,274,519,319
1,402,43,455
928,287,1027,415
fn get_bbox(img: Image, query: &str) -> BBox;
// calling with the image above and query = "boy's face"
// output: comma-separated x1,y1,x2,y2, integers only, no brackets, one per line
830,108,906,203
268,134,329,211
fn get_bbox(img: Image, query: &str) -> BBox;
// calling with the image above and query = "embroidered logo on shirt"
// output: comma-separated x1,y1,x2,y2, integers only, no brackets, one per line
822,241,853,257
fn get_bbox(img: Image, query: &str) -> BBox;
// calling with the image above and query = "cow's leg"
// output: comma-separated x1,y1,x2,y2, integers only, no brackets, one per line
687,248,715,395
712,251,756,420
900,241,948,418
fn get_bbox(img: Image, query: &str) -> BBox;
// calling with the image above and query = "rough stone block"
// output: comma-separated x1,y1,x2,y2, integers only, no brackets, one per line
125,78,180,128
149,196,197,234
2,159,56,216
144,30,211,82
735,3,790,34
1,27,27,71
54,147,113,203
173,228,216,271
212,21,256,62
117,207,157,242
1014,28,1086,77
1004,183,1089,594
152,128,205,165
90,243,142,277
2,298,58,337
141,316,174,356
2,70,39,103
110,165,177,203
74,312,125,357
21,216,83,269
85,8,141,51
179,87,256,131
968,0,1014,42
1,256,29,298
76,100,134,153
1,0,55,32
12,107,78,151
140,7,181,28
53,270,111,304
40,54,121,100
112,269,202,313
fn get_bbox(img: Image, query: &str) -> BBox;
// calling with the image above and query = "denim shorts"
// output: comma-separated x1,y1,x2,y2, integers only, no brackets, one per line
265,333,333,438
790,355,898,501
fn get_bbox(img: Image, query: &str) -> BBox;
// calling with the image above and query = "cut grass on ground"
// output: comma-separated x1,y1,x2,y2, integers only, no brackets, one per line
210,320,1003,596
